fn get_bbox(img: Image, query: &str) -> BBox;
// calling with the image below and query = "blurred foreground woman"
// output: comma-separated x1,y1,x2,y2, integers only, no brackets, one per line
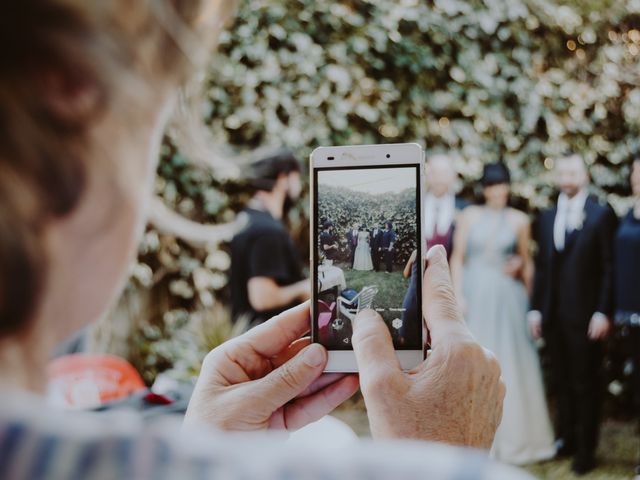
451,163,555,465
0,2,524,479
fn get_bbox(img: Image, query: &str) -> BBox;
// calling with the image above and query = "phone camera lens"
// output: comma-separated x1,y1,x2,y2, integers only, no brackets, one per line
386,154,390,158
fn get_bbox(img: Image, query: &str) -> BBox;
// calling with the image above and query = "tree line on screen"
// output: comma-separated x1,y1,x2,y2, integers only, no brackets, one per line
318,185,417,265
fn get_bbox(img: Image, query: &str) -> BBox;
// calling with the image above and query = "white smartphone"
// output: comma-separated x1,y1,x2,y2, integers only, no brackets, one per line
310,143,425,372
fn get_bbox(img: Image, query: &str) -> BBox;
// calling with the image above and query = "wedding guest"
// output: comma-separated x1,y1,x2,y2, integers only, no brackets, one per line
451,162,555,465
0,2,523,479
370,224,384,271
529,152,617,475
382,221,396,272
230,149,309,325
424,154,468,256
613,157,640,476
353,225,373,271
346,223,359,268
320,220,339,261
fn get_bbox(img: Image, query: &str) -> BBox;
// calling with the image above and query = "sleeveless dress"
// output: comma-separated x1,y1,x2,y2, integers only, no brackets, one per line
353,231,373,271
463,209,555,465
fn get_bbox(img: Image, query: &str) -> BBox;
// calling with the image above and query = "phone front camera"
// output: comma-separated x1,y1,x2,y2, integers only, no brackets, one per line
386,154,390,158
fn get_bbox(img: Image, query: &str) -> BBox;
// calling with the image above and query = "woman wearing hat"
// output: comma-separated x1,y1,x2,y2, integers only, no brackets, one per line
450,162,555,465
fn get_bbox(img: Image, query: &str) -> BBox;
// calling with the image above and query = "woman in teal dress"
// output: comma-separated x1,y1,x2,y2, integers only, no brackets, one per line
450,163,555,465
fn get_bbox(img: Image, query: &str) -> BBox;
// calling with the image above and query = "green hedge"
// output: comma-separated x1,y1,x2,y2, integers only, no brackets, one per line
99,1,640,394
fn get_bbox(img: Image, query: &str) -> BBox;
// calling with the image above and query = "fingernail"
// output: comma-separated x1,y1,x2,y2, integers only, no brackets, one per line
303,343,325,367
426,245,445,262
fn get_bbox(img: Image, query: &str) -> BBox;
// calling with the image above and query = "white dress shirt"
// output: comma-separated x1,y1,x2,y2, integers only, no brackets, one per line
424,193,455,239
553,189,588,251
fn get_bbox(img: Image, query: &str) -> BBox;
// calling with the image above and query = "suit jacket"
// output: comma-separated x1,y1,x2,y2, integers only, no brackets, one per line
346,230,358,248
426,197,469,257
370,229,383,252
531,194,617,331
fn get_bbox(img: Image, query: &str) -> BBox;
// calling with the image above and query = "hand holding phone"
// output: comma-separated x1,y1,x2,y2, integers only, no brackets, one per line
352,246,505,448
185,304,359,431
311,143,425,372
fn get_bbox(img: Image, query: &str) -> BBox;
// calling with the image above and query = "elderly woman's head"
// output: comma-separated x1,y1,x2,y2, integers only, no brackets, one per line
0,1,234,362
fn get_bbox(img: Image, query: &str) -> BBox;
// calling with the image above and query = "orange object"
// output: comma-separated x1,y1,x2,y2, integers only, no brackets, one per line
47,354,146,409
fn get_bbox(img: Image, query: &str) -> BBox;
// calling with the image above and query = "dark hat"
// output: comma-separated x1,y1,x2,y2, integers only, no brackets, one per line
247,148,301,191
322,220,333,229
481,162,511,187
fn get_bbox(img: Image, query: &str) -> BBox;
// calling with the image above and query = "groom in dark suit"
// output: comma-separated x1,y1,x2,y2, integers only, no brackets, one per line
370,224,384,271
346,224,359,268
529,152,617,475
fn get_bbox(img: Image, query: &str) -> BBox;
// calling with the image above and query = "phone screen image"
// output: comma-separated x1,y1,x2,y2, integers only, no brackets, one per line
313,164,422,351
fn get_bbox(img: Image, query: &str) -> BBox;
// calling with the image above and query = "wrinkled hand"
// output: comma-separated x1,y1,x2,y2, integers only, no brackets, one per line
351,245,505,449
587,312,610,341
503,255,524,279
184,304,359,431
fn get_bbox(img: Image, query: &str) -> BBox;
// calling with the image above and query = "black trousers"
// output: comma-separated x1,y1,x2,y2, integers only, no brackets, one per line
372,248,381,271
384,249,393,272
547,320,604,457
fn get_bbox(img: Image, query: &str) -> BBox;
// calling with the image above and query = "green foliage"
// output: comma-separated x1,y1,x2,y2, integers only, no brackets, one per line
204,0,640,211
104,0,640,387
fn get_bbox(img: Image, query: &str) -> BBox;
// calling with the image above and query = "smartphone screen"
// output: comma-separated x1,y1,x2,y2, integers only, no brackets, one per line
313,164,422,351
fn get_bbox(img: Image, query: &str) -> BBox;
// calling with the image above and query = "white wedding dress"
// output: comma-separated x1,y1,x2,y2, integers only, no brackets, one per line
463,209,555,465
353,231,373,271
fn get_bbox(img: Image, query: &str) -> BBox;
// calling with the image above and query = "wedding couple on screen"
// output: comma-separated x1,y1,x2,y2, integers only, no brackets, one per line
348,222,396,272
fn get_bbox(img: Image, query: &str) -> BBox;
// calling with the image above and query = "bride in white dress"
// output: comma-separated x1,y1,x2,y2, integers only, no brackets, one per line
353,226,373,271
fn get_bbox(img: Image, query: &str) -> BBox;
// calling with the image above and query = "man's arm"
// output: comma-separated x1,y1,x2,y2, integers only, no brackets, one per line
530,213,547,314
248,277,309,312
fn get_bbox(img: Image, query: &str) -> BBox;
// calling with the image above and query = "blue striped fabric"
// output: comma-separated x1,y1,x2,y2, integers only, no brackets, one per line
0,391,535,480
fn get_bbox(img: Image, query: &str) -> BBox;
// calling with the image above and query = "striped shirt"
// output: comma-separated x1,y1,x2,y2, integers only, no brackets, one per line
0,391,534,480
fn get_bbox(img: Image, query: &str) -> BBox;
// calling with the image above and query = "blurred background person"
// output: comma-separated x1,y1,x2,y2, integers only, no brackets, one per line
613,157,640,477
400,249,419,347
320,220,339,261
230,148,310,325
529,152,617,475
352,224,373,271
451,162,555,465
424,154,468,256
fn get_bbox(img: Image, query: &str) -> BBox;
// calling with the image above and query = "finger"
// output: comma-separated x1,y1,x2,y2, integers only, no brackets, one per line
271,338,310,368
282,375,360,430
297,373,351,398
243,302,311,358
255,342,327,409
351,309,401,386
422,245,470,346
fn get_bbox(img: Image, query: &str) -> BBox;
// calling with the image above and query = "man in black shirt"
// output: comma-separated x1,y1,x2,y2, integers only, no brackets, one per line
230,149,309,325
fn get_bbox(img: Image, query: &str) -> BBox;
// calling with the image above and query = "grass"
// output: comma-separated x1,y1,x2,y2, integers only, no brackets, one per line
338,262,409,324
332,395,640,479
